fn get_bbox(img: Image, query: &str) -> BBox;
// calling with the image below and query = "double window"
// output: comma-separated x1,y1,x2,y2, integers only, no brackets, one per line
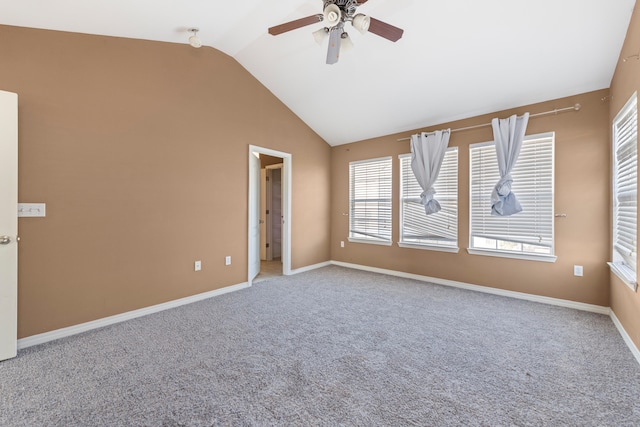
610,93,638,291
469,133,555,261
399,148,459,251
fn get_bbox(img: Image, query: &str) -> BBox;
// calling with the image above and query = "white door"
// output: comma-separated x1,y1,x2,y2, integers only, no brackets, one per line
0,90,18,361
248,151,261,281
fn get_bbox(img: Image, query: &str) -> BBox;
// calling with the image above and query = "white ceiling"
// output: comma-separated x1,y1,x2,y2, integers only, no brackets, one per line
1,0,636,145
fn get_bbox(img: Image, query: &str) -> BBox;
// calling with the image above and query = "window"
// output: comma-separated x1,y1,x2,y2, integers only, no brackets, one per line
399,148,458,251
349,157,392,245
469,132,555,261
610,93,638,291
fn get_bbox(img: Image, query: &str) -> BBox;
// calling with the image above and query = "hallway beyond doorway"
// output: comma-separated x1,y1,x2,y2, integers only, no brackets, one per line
254,258,282,283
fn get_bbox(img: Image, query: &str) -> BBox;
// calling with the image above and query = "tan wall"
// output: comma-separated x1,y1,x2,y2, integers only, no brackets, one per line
0,25,331,338
610,4,640,350
331,89,611,306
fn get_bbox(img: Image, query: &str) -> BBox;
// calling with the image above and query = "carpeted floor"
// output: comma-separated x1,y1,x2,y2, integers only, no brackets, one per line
1,266,639,426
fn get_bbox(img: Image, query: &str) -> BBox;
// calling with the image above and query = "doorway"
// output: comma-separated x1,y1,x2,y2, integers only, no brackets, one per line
258,163,283,282
248,146,291,285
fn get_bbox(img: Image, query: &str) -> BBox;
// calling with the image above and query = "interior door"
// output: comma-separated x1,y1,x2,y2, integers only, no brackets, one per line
260,168,267,261
248,151,261,281
271,168,282,259
0,90,18,361
265,168,273,261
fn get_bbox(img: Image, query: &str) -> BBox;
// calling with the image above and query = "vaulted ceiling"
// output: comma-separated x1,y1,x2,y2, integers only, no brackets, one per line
1,0,636,145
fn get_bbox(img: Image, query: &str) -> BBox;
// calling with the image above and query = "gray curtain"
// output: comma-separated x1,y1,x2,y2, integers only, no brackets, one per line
490,113,530,216
410,130,451,215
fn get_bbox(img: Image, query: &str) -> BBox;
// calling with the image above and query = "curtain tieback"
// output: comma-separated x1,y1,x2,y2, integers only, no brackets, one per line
420,188,441,215
491,174,522,216
494,175,513,196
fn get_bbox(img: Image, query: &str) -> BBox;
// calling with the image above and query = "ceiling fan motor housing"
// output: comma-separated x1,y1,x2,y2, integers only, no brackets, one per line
323,0,360,26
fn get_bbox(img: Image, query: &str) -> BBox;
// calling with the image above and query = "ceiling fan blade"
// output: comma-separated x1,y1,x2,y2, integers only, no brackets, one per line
357,0,369,3
268,14,323,36
326,28,342,65
368,17,404,42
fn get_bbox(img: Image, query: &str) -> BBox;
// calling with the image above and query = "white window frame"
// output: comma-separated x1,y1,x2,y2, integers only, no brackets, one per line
398,148,459,253
609,92,638,292
468,132,556,262
348,156,393,246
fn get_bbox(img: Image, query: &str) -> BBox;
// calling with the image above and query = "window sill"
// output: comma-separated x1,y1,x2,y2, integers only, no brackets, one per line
398,242,459,253
608,262,638,292
467,248,557,263
348,237,392,247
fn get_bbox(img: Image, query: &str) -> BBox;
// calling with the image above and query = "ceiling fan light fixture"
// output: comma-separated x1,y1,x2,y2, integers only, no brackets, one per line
352,14,370,34
313,27,330,45
340,32,354,52
323,4,342,27
188,28,202,48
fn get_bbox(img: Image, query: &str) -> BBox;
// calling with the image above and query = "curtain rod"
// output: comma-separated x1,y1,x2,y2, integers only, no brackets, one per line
396,103,581,141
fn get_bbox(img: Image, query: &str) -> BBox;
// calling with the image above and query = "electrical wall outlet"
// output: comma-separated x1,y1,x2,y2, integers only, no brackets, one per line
195,260,202,271
225,256,231,266
340,241,345,248
573,265,583,277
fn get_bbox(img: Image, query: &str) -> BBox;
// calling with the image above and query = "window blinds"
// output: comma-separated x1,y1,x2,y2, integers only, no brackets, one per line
400,148,458,247
613,95,638,271
349,157,392,243
470,133,554,252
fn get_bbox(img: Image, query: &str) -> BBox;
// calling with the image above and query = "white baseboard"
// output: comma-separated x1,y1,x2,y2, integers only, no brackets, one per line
288,261,332,276
17,281,249,350
330,261,610,315
610,311,640,365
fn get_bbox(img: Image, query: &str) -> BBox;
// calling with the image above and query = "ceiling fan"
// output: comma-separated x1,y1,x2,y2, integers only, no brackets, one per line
268,0,404,65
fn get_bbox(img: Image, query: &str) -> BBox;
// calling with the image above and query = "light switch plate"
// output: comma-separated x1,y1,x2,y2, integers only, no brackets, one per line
574,265,583,277
18,203,46,217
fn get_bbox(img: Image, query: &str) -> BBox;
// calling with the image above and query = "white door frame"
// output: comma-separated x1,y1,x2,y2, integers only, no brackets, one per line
248,146,291,284
0,90,18,361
